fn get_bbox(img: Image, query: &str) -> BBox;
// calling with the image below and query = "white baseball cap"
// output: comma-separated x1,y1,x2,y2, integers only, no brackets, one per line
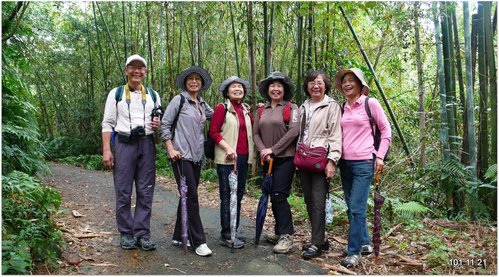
125,54,147,68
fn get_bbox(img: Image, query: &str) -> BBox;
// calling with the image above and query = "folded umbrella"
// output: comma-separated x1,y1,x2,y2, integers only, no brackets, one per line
372,167,385,259
179,165,189,252
255,158,273,245
228,161,238,253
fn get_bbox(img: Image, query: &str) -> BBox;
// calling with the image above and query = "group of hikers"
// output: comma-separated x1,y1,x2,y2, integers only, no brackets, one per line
101,54,391,268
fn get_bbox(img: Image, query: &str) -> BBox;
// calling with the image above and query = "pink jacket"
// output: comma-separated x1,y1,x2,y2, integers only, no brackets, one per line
341,95,391,160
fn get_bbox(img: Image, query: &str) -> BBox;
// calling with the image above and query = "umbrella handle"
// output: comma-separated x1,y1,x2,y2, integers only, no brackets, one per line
267,158,273,174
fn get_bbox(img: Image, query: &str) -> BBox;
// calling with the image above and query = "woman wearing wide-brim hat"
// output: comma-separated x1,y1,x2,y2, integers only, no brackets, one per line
334,68,391,268
160,65,214,257
253,71,299,254
208,76,254,249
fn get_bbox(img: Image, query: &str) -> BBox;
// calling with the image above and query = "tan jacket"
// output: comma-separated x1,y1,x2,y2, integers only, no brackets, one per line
214,99,254,165
298,95,342,165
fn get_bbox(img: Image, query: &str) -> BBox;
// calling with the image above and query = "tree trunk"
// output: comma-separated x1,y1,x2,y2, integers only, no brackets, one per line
413,2,426,167
463,1,478,190
146,2,154,87
296,3,303,101
247,1,257,174
306,4,313,71
96,2,126,83
263,2,268,76
484,2,497,164
92,2,108,92
440,4,458,156
477,3,489,179
433,2,453,216
229,2,240,77
122,2,127,60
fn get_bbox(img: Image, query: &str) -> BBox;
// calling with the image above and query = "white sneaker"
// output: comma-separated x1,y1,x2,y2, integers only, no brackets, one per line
195,243,212,256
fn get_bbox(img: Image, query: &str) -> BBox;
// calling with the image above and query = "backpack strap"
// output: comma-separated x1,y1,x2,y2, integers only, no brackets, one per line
170,94,185,140
364,97,376,139
115,85,125,103
282,102,292,125
146,87,158,105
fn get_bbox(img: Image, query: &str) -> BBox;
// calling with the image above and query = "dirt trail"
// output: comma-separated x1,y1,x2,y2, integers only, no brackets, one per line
40,163,324,275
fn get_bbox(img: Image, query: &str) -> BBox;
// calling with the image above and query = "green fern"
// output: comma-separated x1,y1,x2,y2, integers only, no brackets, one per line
394,201,430,219
484,164,497,183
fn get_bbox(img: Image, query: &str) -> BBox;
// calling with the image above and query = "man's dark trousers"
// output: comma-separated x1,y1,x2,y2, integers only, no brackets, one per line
113,136,156,239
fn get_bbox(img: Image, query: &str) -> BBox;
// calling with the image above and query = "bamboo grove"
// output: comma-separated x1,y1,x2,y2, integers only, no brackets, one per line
2,2,497,220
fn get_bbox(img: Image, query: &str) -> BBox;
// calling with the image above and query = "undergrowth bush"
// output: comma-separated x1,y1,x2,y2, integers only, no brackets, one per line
2,171,64,274
58,155,104,170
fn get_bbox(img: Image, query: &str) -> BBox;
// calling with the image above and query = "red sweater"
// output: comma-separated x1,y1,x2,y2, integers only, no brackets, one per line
209,100,253,155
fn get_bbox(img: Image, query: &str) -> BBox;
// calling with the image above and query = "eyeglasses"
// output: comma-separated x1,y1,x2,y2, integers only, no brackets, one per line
308,81,325,87
127,65,146,72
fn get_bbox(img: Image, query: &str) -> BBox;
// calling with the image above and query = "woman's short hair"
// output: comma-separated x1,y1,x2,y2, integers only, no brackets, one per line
302,70,331,97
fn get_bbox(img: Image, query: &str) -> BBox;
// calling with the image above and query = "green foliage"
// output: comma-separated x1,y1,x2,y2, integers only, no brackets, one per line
2,45,48,175
58,155,104,170
2,171,64,274
200,168,218,183
43,136,100,160
394,201,430,219
288,194,308,224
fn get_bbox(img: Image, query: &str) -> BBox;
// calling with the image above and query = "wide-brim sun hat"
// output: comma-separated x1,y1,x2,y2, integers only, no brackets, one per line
176,66,212,93
219,76,250,98
258,71,294,101
126,54,147,68
335,68,370,96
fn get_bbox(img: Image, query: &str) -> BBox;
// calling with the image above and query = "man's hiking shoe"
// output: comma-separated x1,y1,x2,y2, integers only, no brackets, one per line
342,245,373,256
219,237,245,249
171,239,191,247
341,254,361,268
137,237,156,251
264,233,279,244
273,234,293,254
120,234,137,250
195,243,212,257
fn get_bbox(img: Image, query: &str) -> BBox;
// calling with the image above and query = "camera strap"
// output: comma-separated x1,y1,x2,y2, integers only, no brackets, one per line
125,84,147,132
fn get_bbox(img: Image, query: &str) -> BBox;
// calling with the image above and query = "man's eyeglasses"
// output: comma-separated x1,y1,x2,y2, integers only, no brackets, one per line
127,65,146,72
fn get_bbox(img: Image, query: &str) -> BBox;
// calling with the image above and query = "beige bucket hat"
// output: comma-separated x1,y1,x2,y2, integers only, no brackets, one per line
335,68,370,95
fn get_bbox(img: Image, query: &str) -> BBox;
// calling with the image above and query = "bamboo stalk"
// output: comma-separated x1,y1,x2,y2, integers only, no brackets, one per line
339,6,414,166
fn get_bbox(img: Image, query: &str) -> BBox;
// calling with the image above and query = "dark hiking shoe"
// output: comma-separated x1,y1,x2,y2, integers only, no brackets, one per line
137,237,156,251
302,244,322,259
120,234,137,250
302,239,330,252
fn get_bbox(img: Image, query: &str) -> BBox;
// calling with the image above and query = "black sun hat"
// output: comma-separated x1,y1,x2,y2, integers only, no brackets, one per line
258,71,294,101
176,66,212,93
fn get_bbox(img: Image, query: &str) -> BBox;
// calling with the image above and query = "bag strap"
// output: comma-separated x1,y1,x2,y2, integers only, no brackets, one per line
364,97,376,140
298,108,307,143
171,94,185,140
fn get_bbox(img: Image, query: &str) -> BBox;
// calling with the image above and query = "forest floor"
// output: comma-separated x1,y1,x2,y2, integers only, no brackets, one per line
38,163,496,275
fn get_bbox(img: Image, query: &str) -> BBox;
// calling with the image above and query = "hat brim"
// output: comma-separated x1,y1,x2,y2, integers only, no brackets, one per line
176,66,212,93
335,69,370,96
258,75,294,101
219,76,250,98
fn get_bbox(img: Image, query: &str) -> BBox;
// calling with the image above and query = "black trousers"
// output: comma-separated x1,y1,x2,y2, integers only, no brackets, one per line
170,159,206,247
262,157,295,236
299,170,328,245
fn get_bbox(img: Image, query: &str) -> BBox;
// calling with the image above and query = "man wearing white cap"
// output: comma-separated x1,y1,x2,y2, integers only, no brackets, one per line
102,54,161,251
